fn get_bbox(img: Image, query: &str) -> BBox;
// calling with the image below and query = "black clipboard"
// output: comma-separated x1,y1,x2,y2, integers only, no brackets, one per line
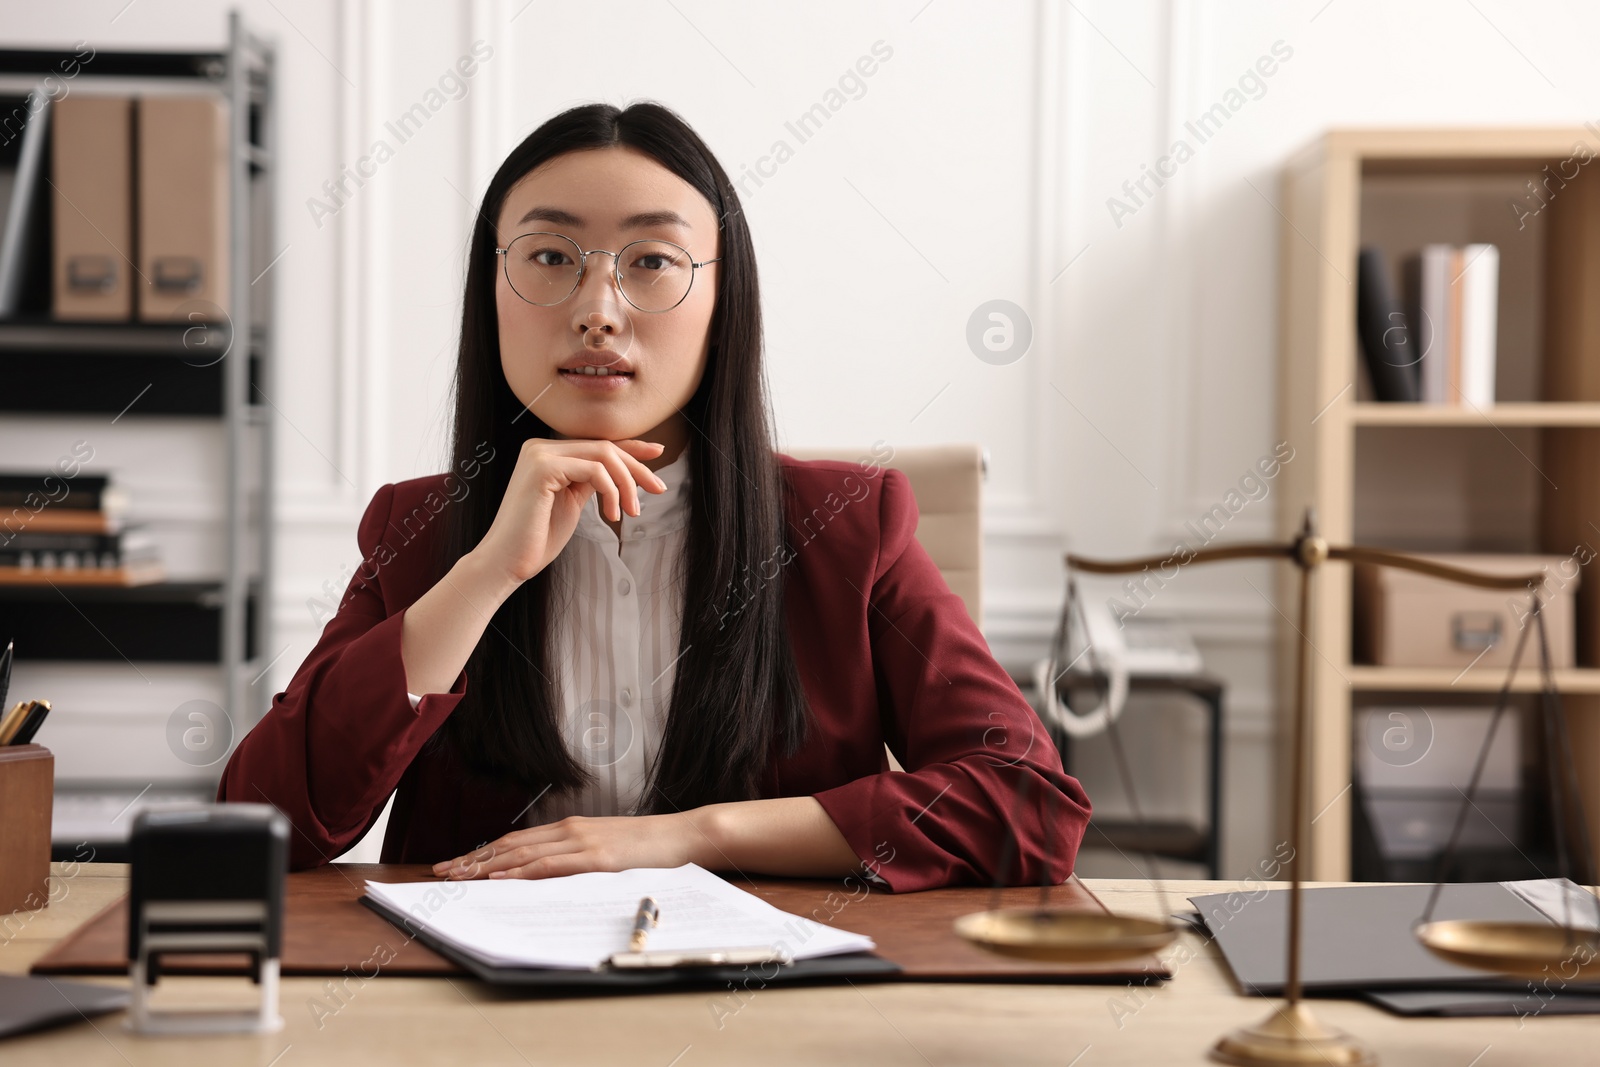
360,894,903,989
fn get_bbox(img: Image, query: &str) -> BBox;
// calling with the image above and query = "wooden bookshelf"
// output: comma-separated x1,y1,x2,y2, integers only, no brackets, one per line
1277,127,1600,879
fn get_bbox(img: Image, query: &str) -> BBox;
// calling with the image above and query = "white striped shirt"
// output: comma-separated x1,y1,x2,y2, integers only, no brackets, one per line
409,443,693,823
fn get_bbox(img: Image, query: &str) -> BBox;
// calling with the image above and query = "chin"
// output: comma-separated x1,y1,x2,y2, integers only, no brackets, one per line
540,409,646,441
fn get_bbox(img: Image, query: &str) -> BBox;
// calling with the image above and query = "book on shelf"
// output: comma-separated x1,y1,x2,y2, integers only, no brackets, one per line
1407,243,1499,407
1,508,122,535
0,471,130,538
0,472,158,586
0,527,163,586
0,473,126,512
1356,247,1420,402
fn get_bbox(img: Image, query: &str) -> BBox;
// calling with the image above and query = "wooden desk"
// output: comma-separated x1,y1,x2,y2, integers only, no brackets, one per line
0,863,1591,1065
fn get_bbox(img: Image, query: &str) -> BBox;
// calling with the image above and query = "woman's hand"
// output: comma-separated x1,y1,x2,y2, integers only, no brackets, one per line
430,798,865,882
432,811,721,880
471,437,668,586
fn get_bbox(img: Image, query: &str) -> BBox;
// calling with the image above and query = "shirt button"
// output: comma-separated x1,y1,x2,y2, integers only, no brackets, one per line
618,578,631,596
620,687,633,707
635,525,647,537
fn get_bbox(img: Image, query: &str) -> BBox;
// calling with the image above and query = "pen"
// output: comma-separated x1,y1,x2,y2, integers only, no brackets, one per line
9,698,50,745
629,896,659,952
0,700,31,745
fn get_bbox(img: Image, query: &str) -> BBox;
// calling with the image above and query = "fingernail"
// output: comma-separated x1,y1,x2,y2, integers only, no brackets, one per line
489,870,505,879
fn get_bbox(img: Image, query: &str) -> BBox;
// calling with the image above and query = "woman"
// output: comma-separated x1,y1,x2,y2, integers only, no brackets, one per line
219,101,1090,893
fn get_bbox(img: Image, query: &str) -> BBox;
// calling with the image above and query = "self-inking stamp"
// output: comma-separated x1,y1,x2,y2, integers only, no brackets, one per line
127,803,288,1034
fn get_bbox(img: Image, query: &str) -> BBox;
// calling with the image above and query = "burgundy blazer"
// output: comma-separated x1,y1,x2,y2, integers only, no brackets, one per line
218,455,1090,893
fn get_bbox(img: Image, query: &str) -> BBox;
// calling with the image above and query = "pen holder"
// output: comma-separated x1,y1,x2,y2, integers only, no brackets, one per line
0,744,53,914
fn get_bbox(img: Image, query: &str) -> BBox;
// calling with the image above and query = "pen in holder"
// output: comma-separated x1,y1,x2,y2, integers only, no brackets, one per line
127,803,288,1035
0,742,52,914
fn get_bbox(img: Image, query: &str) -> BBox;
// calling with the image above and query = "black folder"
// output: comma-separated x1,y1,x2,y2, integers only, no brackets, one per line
1189,881,1600,1017
1361,988,1600,1017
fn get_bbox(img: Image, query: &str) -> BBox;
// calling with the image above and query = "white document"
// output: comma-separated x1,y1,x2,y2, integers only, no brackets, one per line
365,862,875,970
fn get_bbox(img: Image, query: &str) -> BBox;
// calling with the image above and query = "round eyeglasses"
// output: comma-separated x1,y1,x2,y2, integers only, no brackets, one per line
494,232,720,313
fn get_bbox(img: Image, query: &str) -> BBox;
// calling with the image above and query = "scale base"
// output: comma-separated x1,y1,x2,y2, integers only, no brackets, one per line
1210,1002,1376,1066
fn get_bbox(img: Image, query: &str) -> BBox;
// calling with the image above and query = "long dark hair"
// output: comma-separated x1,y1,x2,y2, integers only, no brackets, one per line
437,101,811,815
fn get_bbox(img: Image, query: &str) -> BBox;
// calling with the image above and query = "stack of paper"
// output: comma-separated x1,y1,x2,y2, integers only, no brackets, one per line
365,862,875,971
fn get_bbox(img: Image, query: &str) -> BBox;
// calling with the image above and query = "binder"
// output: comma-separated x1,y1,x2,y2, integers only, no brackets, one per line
0,89,51,319
137,94,229,321
1355,247,1418,402
51,95,133,320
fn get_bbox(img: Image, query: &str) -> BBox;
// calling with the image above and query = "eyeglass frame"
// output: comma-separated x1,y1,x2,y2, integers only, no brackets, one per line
493,231,722,313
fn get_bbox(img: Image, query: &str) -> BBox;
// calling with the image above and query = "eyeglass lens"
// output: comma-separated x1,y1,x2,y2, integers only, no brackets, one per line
503,232,700,312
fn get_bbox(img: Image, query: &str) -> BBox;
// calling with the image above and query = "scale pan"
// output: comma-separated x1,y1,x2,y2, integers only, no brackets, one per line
953,908,1177,963
1416,920,1600,980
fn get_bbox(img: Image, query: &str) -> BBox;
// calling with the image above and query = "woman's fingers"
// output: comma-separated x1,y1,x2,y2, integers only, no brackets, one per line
609,440,669,497
434,824,571,876
485,437,673,581
579,441,668,512
588,448,648,518
457,842,584,879
615,447,668,497
559,442,667,517
491,851,591,880
551,456,622,522
614,438,667,461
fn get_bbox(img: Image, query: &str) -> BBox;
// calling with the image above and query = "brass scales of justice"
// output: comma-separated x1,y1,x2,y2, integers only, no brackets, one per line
950,510,1600,1066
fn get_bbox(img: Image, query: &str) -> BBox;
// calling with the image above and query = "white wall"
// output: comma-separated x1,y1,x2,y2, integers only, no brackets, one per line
11,0,1600,873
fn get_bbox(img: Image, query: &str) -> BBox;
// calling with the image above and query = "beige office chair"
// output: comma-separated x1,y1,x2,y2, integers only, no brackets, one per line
784,443,987,773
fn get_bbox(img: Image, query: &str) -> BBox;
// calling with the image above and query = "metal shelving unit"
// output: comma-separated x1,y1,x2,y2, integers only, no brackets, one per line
0,12,275,858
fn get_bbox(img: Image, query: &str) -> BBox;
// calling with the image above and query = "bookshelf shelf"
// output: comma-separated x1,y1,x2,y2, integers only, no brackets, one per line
1278,126,1600,881
0,48,226,80
1346,664,1600,694
0,321,231,354
1350,402,1600,427
0,580,258,663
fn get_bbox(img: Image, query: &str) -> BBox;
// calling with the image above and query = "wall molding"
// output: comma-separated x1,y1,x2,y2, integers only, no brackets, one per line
262,2,1285,759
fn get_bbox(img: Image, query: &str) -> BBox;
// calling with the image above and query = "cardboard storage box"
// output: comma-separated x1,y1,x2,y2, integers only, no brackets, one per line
1354,553,1576,670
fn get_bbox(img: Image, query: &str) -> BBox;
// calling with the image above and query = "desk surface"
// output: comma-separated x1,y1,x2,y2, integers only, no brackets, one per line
0,863,1591,1066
